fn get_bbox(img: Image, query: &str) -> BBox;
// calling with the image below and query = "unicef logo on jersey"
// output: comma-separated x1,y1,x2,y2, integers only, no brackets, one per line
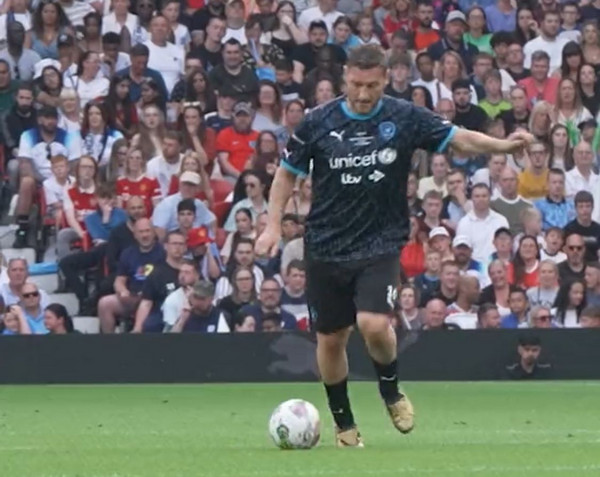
378,122,397,141
377,148,397,165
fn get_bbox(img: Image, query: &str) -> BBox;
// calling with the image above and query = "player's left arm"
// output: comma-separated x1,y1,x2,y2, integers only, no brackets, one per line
450,129,534,156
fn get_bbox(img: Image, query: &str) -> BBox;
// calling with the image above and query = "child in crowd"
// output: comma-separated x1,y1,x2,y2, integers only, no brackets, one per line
478,70,512,120
413,249,442,300
540,227,567,263
1,305,31,335
356,14,381,46
43,155,75,227
162,0,191,47
274,59,302,103
491,227,513,264
514,207,546,253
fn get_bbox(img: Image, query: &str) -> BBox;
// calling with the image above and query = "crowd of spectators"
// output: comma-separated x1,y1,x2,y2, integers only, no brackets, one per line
1,0,600,335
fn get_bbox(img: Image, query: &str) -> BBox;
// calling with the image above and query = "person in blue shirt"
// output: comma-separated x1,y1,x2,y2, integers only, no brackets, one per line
238,278,297,330
19,283,48,334
116,43,169,105
1,305,32,335
501,288,530,328
84,184,129,244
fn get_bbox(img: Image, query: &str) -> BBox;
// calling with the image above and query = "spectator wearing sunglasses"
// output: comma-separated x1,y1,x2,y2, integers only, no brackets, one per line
224,171,268,233
521,305,560,329
12,105,81,248
0,258,50,309
18,283,48,334
558,233,586,285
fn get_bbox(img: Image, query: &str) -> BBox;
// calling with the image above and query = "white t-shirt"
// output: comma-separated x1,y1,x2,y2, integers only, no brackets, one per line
146,154,183,196
43,175,75,206
143,40,184,95
81,129,125,166
297,6,343,34
523,35,570,71
18,128,82,179
222,26,247,45
72,76,110,109
173,23,191,48
102,12,139,41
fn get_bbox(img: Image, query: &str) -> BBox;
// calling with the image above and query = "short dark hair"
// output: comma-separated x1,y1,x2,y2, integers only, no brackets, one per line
281,213,299,224
346,44,387,70
581,305,600,319
96,183,114,199
531,50,550,63
166,230,185,243
477,303,498,322
16,81,34,94
494,227,512,239
130,44,150,58
574,190,594,205
451,78,471,92
586,261,600,271
518,333,541,347
177,198,196,214
273,58,293,72
548,167,565,177
164,130,181,143
510,288,528,300
262,311,281,326
542,9,560,21
287,259,305,274
223,38,242,48
388,52,412,69
490,31,514,48
471,182,491,194
102,32,120,45
308,20,327,32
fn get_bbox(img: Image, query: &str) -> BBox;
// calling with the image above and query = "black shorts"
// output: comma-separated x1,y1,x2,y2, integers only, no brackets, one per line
306,254,400,334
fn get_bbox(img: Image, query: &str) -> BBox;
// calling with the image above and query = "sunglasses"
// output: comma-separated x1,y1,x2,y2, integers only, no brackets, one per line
22,291,40,298
568,245,584,251
536,314,552,321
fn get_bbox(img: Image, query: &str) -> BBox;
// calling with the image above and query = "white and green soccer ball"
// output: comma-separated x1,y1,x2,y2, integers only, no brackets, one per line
268,399,321,450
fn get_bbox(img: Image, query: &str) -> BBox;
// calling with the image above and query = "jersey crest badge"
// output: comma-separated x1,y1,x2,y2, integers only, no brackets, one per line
378,122,396,141
377,148,397,165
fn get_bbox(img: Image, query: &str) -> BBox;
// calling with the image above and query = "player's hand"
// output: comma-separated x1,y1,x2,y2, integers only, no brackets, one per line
255,228,280,258
503,131,534,154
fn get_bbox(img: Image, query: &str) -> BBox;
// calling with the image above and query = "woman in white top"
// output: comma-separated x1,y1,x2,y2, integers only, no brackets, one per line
58,88,81,132
554,280,587,328
224,171,268,232
161,0,190,48
102,0,138,46
434,51,477,107
220,208,256,265
527,260,559,309
80,101,124,167
553,77,593,133
131,104,167,162
71,51,110,109
417,153,448,199
252,80,283,132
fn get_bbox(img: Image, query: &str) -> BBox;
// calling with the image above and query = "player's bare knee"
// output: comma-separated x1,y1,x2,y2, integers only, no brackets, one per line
357,312,392,340
317,328,351,352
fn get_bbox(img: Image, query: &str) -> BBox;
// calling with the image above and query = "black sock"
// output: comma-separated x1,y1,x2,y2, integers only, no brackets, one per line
16,215,29,235
324,378,355,431
373,359,402,405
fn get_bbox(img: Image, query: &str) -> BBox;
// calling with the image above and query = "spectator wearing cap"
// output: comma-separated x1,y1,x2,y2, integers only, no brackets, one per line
427,11,478,74
239,277,297,330
452,79,487,132
98,218,164,333
169,280,230,333
116,44,169,104
0,83,37,161
429,227,453,262
298,0,343,34
291,20,346,84
216,101,260,182
0,21,41,81
564,191,600,262
452,235,486,286
208,38,259,103
224,171,268,232
456,183,509,263
565,141,600,200
102,0,139,47
187,226,222,281
152,171,216,242
491,166,533,236
385,53,413,102
12,105,82,247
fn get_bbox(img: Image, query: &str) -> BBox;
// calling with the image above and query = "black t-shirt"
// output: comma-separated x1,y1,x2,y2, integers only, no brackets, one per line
506,362,552,379
454,105,488,132
384,83,412,101
218,295,254,325
204,112,232,132
557,261,585,285
278,81,304,102
194,44,223,72
581,89,600,117
190,5,225,33
282,96,454,262
506,68,531,82
141,263,180,312
564,220,600,262
291,44,346,75
499,109,530,134
208,65,259,102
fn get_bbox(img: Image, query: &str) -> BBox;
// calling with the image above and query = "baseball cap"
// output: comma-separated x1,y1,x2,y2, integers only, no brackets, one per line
429,227,450,240
446,11,466,23
578,118,598,131
57,33,75,48
179,171,201,185
33,59,61,80
187,226,214,248
233,101,253,116
191,280,215,298
38,106,59,118
452,235,472,248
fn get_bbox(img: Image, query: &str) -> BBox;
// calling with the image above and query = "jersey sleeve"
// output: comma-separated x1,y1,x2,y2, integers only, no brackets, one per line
17,130,33,159
412,105,458,153
280,115,313,178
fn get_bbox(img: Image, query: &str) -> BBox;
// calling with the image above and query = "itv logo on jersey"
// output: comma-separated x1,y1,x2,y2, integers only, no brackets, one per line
341,173,362,185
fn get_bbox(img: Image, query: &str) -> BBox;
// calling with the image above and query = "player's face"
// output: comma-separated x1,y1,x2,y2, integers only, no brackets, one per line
344,66,387,115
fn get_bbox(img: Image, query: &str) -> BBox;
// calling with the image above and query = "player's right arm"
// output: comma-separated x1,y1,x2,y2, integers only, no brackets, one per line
256,118,313,257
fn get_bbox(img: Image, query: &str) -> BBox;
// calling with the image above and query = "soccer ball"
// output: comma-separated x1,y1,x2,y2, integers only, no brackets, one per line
268,399,321,450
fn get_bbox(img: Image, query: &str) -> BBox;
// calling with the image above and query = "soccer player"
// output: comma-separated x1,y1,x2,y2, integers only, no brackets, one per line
256,44,533,447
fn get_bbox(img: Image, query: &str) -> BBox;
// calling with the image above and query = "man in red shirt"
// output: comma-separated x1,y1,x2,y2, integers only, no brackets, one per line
413,0,439,52
216,101,259,182
518,50,559,107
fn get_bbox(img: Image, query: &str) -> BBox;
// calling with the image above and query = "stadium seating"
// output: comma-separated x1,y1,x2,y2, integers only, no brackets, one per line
46,293,79,317
72,316,101,334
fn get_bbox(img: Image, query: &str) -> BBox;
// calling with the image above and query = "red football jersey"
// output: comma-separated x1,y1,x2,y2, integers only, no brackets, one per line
67,187,97,228
116,176,161,216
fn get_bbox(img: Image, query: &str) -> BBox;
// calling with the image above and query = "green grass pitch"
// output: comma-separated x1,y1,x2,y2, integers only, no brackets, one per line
1,382,600,476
